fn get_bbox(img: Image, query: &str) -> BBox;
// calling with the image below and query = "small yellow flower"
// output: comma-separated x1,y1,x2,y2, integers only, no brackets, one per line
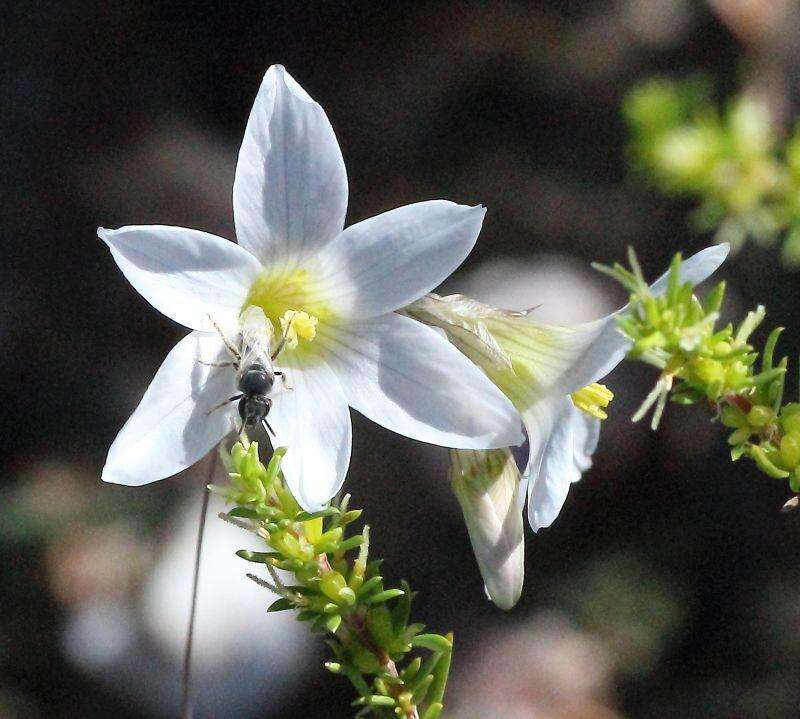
570,383,614,420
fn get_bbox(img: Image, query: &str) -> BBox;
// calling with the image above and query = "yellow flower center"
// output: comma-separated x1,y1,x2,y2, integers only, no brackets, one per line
243,267,329,355
571,383,614,420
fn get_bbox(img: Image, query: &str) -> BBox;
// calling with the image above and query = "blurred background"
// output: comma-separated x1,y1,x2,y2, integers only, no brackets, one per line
3,1,800,717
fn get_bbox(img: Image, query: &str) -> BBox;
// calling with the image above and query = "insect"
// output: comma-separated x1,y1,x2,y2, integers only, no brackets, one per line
206,306,293,437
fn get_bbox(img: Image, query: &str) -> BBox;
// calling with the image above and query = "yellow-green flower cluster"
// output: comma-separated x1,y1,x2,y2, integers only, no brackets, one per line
624,77,800,266
213,439,452,719
599,250,798,489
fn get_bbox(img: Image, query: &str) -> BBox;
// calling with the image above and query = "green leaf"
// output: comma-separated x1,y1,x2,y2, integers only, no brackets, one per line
356,575,383,598
762,327,784,372
324,614,342,633
411,634,453,653
352,695,396,708
294,507,339,522
411,673,434,704
228,506,261,519
366,589,405,605
235,549,281,564
749,445,790,479
267,597,294,612
391,580,412,632
703,281,726,315
400,656,422,683
366,605,395,649
422,703,444,719
338,535,364,552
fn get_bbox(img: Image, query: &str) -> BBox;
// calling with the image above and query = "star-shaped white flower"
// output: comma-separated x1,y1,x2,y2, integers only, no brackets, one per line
407,244,728,607
100,65,523,509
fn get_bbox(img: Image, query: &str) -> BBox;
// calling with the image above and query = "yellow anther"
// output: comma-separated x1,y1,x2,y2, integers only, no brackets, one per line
279,310,318,349
571,383,614,420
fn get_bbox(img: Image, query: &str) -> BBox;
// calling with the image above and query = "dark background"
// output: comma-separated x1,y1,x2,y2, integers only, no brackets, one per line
3,2,800,717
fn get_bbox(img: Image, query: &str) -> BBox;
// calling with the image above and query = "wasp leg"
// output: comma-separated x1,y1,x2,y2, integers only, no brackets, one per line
272,370,293,391
198,361,235,369
262,418,276,436
205,394,243,416
207,314,242,360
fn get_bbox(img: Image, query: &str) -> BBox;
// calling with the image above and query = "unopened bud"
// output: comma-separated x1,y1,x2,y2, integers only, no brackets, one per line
450,449,524,610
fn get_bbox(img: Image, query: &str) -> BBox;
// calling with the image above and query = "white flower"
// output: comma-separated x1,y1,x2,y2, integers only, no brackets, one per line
408,244,728,607
99,65,523,509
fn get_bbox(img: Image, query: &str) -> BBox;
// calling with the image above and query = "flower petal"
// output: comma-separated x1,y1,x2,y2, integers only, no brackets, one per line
450,449,525,610
525,397,597,532
233,65,348,269
99,225,262,332
103,331,237,486
317,313,524,449
269,357,352,511
315,202,486,319
558,243,730,393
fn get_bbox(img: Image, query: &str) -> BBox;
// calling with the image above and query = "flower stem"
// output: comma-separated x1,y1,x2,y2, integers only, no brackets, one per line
603,250,800,495
181,452,217,719
213,439,451,718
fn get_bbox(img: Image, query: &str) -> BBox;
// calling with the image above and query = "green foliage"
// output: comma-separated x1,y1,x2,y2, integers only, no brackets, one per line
598,250,800,490
212,439,453,718
623,77,800,266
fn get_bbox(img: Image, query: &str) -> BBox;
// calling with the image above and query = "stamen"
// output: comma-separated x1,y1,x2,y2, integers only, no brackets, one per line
571,383,614,420
280,310,319,350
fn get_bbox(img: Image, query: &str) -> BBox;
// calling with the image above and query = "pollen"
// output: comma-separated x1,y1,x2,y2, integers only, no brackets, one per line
571,383,614,420
280,310,318,350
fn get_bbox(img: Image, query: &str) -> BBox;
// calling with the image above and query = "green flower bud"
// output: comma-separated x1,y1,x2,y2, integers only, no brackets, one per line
694,357,726,385
721,405,747,428
780,434,800,468
781,404,800,434
319,570,348,603
747,405,774,428
714,341,732,357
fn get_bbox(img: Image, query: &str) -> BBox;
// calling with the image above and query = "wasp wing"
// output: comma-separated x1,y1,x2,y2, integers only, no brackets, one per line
238,306,275,378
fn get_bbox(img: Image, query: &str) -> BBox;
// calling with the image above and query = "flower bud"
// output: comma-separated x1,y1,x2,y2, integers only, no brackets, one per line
780,434,800,468
781,404,800,435
450,449,524,610
747,405,774,428
319,570,349,603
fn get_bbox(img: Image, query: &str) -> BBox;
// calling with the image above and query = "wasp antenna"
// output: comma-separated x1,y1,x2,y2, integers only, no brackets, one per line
262,418,276,437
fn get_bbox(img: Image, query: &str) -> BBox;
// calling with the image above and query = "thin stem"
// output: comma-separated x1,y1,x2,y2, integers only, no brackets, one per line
181,451,218,719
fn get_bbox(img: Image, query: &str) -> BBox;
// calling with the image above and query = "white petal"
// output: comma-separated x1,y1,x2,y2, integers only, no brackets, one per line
544,243,731,395
233,65,348,268
648,243,730,296
316,202,486,319
450,449,525,611
103,332,237,486
525,397,589,532
571,407,601,474
317,313,524,450
99,225,262,332
269,357,352,511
